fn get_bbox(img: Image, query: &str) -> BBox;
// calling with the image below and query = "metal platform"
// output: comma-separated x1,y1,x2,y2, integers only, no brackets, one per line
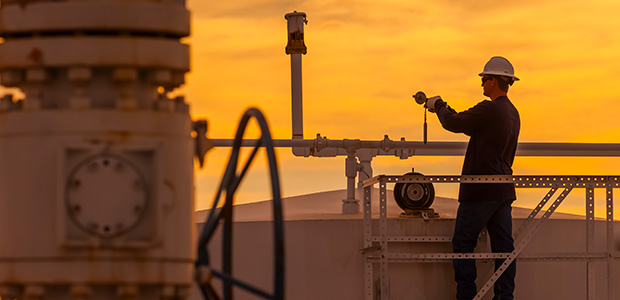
362,174,619,300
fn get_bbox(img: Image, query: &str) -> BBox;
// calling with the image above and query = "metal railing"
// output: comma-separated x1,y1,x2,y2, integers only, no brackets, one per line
361,174,619,300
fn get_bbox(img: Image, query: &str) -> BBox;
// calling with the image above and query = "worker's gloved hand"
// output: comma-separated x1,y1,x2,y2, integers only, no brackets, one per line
425,96,442,113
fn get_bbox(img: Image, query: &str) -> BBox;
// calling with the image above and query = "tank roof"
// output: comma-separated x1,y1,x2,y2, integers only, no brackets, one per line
194,189,586,223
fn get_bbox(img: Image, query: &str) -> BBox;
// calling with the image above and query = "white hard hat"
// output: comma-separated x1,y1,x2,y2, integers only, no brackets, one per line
478,56,519,82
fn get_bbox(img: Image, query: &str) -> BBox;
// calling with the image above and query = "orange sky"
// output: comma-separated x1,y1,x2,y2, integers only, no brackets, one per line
177,1,620,217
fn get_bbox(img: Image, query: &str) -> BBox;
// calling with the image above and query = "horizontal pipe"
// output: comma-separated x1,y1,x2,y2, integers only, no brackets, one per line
209,138,620,157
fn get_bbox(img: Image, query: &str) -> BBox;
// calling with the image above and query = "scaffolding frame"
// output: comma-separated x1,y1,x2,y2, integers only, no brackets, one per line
362,175,619,300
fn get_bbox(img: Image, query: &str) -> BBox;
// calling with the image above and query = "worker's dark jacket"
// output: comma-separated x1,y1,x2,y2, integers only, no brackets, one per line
435,96,520,202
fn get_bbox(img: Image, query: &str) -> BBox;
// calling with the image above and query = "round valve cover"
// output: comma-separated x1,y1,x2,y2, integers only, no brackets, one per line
66,154,149,238
393,172,435,210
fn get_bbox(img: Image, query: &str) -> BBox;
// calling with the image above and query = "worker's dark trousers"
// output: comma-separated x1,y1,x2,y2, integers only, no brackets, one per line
452,199,516,300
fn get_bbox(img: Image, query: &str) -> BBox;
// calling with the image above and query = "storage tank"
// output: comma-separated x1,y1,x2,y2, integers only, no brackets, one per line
0,0,195,299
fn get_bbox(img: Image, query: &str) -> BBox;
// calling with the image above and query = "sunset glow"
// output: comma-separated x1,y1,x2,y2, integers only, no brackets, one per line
188,1,620,217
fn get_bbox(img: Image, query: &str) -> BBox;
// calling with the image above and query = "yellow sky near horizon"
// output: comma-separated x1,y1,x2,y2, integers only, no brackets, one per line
185,0,620,218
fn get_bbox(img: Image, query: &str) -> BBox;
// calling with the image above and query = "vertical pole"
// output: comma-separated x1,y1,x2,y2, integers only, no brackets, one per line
356,150,374,216
285,11,310,157
606,186,615,300
379,180,389,300
291,53,303,140
343,151,360,214
346,158,358,201
222,192,234,299
285,11,308,149
586,188,595,300
363,185,373,300
356,150,374,190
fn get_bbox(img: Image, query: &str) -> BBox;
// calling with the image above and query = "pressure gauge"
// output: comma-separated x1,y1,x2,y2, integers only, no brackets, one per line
66,154,149,238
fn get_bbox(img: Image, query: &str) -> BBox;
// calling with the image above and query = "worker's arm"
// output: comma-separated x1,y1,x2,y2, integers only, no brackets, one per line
435,100,492,136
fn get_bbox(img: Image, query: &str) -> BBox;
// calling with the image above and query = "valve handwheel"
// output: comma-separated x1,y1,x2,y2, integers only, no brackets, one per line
393,172,435,210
